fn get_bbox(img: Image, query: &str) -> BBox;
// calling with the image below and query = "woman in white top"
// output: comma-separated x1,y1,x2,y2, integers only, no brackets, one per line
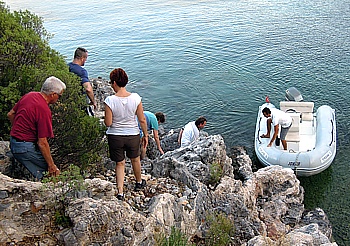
104,68,148,200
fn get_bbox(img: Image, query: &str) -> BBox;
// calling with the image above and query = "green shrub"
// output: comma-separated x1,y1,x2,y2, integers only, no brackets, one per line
48,72,106,170
0,2,105,170
209,162,223,186
155,227,194,246
0,1,63,137
205,212,235,246
42,165,86,227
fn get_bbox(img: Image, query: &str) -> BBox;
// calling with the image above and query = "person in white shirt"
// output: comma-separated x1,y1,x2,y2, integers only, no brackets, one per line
178,116,207,148
104,68,148,201
260,107,292,150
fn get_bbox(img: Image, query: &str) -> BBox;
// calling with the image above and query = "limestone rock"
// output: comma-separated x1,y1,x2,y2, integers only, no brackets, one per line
0,134,336,245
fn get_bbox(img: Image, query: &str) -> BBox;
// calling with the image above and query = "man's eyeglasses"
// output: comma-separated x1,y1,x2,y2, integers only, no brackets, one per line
56,93,62,99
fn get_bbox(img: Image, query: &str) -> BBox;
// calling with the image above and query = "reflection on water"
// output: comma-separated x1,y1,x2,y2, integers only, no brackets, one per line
4,0,350,244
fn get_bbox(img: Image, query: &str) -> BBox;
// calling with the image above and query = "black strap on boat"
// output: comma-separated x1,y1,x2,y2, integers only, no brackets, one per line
286,108,297,113
257,117,262,144
330,119,334,146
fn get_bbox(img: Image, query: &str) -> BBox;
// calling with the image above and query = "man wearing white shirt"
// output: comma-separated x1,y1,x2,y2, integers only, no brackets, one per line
178,116,207,148
260,107,292,150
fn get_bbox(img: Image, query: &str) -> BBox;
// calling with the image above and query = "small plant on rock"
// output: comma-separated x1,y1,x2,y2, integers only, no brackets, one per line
205,212,235,246
155,226,194,246
41,164,86,228
209,162,223,186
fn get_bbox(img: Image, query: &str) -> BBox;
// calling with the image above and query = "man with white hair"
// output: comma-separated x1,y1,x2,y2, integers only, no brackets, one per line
7,76,66,180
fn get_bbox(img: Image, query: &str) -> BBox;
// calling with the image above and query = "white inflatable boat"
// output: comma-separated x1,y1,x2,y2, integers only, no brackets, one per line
254,88,336,176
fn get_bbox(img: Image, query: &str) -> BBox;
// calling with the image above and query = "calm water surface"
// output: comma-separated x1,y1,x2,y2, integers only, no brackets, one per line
5,0,350,244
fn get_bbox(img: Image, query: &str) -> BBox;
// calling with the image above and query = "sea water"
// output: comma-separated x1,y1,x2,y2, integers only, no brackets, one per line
4,0,350,244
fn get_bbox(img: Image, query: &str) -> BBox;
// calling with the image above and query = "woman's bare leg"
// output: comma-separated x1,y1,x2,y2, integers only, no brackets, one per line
130,156,142,183
115,160,126,194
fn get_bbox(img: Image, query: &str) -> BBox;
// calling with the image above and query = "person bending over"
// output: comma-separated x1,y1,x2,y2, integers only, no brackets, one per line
8,76,66,180
138,111,165,159
260,107,292,150
178,116,207,148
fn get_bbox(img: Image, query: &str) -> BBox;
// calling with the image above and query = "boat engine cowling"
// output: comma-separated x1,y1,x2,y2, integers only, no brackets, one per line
285,87,303,102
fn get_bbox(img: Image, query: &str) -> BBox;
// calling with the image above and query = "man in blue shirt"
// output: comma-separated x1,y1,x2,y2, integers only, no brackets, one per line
68,47,97,116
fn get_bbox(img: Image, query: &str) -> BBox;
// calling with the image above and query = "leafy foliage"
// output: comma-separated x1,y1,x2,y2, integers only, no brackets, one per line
42,165,86,227
154,213,235,246
205,212,235,246
0,2,105,170
208,162,223,186
155,227,194,246
0,1,61,137
48,72,106,169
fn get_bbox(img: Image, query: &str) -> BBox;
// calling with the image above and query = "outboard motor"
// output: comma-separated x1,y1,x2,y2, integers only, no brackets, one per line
285,87,303,102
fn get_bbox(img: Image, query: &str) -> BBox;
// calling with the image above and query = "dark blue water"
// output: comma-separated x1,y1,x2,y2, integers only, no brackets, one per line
5,0,350,244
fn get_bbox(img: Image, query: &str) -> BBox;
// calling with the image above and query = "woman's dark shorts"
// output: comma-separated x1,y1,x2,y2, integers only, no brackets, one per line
107,134,140,162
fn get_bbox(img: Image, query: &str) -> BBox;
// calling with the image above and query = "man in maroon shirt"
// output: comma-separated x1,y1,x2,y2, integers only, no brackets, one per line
7,76,66,180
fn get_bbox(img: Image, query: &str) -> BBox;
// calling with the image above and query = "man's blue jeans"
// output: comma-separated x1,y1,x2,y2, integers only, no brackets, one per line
10,137,48,180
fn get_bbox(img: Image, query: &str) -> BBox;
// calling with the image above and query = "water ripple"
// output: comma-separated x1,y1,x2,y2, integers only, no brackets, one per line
5,0,350,244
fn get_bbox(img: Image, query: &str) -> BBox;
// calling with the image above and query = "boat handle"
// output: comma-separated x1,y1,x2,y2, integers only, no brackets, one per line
257,117,262,144
286,108,297,113
330,119,334,146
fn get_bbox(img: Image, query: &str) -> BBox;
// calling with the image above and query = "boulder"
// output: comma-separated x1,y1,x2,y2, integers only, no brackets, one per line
0,133,336,245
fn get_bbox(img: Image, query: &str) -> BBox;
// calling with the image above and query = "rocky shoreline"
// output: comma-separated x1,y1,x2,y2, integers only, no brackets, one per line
0,78,338,245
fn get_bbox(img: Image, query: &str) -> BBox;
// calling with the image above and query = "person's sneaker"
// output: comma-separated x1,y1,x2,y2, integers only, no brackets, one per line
117,194,124,201
134,179,146,191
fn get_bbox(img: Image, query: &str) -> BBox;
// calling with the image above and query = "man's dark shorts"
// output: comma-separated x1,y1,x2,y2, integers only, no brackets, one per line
107,135,140,162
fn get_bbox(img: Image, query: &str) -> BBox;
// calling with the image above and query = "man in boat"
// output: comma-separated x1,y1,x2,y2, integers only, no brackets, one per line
260,107,292,150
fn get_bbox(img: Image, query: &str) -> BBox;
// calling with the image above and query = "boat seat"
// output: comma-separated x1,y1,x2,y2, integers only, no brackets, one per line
287,112,301,132
285,131,300,142
285,129,300,151
285,112,301,142
280,101,314,121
